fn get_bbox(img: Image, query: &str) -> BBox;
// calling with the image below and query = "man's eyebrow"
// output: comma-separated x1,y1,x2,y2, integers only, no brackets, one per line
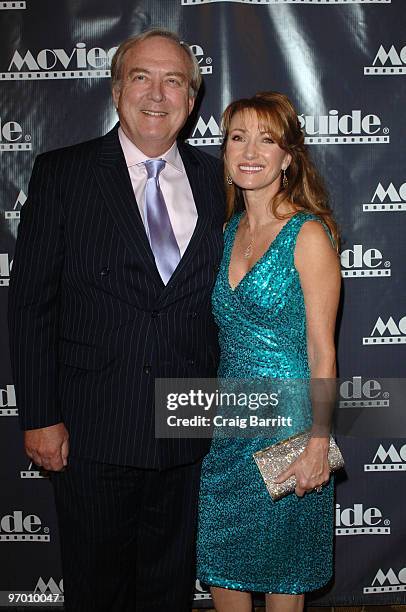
127,67,150,77
127,68,187,79
165,70,188,79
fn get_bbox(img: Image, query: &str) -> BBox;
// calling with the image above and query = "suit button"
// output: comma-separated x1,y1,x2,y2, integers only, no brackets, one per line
191,312,198,318
187,359,195,366
100,267,110,277
143,365,151,374
151,311,159,318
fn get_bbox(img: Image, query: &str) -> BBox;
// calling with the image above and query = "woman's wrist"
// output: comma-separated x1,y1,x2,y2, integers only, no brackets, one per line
307,435,330,452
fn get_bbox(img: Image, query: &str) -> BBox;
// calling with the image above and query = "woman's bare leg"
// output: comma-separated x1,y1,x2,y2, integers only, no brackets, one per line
265,593,304,612
210,586,253,612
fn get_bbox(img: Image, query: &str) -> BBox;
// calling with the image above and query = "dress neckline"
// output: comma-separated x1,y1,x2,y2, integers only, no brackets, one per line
227,211,303,293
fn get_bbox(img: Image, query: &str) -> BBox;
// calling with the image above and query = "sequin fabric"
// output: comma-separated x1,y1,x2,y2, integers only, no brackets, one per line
197,211,334,594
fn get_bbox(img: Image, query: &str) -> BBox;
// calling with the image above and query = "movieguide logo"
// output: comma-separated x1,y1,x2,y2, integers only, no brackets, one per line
0,384,17,416
0,510,50,542
181,0,391,5
339,376,389,408
363,315,406,345
340,244,391,278
364,567,406,594
365,443,406,472
21,461,47,479
194,580,210,601
190,44,213,75
364,181,406,212
187,110,389,147
3,43,118,80
0,253,12,286
0,118,31,151
5,189,26,220
335,503,390,536
298,109,389,144
365,44,406,76
3,42,213,81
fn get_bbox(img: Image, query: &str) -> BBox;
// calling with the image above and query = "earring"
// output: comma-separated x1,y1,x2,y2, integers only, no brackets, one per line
226,175,233,185
282,168,288,189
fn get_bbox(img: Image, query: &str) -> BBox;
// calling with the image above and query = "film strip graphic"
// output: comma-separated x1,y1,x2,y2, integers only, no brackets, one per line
364,585,406,594
364,202,406,211
341,269,391,278
365,67,406,75
364,463,406,471
2,64,212,80
0,534,50,542
182,0,391,5
0,2,26,8
363,336,406,345
336,526,390,535
187,135,390,146
339,399,389,407
1,70,110,80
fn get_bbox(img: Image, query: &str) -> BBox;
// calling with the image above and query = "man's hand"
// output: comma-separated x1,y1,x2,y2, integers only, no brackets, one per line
24,423,69,472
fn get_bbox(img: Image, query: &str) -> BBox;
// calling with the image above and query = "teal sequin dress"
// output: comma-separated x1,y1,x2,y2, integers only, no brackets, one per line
197,211,334,594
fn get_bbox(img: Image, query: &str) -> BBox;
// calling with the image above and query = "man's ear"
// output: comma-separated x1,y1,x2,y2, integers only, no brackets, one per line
188,96,195,116
112,86,120,109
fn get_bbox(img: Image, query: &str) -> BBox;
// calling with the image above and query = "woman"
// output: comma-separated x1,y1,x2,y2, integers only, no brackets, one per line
197,92,341,612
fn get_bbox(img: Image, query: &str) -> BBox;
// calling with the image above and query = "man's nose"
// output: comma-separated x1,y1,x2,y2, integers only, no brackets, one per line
148,78,164,102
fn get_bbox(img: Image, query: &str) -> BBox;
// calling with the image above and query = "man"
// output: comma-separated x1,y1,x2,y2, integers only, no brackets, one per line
8,29,224,612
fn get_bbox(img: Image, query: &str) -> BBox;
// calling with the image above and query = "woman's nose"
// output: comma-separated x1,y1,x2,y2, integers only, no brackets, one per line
243,141,258,159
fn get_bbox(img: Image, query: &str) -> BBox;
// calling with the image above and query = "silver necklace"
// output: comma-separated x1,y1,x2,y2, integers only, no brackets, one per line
243,228,254,259
242,216,281,259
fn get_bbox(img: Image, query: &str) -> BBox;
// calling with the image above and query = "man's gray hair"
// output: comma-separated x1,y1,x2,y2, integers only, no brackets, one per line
111,28,202,98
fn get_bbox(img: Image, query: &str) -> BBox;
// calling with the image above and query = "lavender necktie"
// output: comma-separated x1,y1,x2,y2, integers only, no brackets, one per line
143,159,181,284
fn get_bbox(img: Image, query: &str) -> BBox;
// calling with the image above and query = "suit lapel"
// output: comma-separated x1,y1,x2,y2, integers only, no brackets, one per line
160,142,211,294
93,125,163,286
93,128,212,294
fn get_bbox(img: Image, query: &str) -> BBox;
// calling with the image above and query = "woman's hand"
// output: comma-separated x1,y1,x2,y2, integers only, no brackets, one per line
274,437,330,497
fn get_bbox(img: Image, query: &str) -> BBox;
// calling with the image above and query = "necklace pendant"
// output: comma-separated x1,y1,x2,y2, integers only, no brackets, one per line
243,242,253,259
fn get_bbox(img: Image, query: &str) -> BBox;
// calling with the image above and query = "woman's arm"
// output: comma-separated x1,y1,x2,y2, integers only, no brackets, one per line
275,220,341,496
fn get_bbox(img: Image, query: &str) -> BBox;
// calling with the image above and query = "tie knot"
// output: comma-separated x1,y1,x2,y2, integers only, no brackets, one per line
144,159,166,179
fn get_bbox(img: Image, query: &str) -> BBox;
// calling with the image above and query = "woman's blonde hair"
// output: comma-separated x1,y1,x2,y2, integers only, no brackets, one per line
221,91,339,249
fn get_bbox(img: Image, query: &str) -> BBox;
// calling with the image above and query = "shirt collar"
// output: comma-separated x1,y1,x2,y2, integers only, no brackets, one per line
118,126,183,174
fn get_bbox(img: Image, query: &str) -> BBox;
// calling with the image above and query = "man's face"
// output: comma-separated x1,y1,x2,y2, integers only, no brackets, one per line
113,36,195,157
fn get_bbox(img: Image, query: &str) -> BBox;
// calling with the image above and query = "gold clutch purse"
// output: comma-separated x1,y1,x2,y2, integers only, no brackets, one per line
253,430,344,501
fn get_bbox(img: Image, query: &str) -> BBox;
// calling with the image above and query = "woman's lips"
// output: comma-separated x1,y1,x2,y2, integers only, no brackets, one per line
238,165,264,173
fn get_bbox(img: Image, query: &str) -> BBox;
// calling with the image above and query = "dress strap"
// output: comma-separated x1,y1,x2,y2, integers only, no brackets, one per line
288,212,335,250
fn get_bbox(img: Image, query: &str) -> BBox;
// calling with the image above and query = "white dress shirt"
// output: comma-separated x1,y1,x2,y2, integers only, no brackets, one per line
118,127,197,257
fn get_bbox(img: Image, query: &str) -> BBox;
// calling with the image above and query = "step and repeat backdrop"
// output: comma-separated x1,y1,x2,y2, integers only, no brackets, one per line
0,0,405,608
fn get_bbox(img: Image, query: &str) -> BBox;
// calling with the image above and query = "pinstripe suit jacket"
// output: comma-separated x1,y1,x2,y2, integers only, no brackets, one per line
8,125,225,469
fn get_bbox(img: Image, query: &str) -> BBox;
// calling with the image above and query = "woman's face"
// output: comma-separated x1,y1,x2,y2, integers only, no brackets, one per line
225,109,291,199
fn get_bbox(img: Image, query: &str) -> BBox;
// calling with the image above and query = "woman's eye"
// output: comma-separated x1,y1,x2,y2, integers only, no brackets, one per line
231,135,243,141
263,137,274,144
